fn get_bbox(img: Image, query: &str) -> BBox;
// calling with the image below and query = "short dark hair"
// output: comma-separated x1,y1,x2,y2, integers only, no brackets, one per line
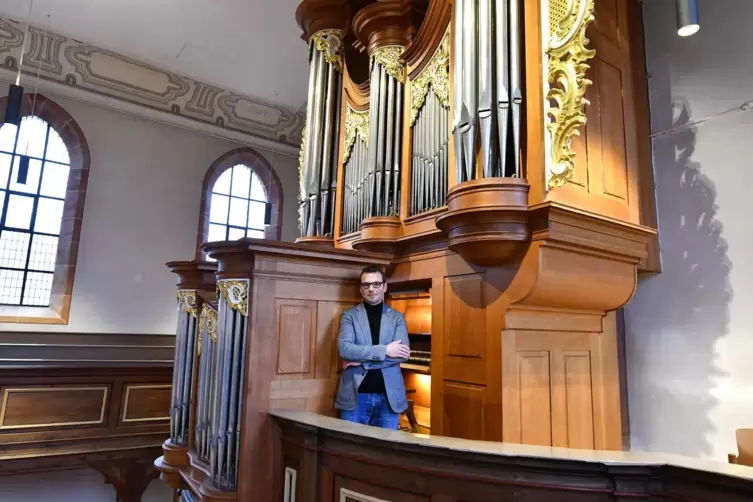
360,265,385,282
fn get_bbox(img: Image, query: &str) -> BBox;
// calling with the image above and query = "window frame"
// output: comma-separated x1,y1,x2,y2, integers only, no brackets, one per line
196,148,282,259
0,93,90,324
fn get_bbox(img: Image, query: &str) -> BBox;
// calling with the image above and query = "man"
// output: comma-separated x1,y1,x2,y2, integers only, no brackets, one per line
335,265,411,429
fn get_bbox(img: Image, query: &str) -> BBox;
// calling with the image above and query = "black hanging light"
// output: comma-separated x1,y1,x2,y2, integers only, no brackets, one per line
4,83,24,128
676,0,700,37
3,0,32,136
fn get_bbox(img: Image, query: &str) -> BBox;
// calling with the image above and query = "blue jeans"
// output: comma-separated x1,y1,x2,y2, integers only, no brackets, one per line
339,393,400,429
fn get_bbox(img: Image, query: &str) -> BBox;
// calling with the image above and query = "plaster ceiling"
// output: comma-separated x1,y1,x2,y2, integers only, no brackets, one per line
0,0,310,112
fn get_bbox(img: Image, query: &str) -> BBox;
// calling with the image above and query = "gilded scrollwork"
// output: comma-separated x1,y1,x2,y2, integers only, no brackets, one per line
297,120,306,231
177,290,197,318
372,46,406,83
342,104,369,164
199,303,218,356
217,279,249,317
544,0,596,189
311,29,344,72
409,29,450,126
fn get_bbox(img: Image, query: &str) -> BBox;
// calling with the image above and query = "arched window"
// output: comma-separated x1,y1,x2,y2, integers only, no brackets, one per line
0,94,89,324
196,148,282,258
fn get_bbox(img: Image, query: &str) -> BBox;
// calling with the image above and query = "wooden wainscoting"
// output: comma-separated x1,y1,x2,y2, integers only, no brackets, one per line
0,332,174,502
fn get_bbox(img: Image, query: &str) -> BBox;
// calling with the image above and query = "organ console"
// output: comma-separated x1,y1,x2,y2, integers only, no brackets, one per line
155,0,697,501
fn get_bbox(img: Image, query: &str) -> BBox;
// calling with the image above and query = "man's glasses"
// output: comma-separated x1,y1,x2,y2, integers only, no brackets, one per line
360,281,384,290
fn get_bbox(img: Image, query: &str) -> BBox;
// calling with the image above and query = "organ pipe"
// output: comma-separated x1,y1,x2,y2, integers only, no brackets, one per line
367,46,405,218
453,0,523,182
299,30,344,238
409,30,450,216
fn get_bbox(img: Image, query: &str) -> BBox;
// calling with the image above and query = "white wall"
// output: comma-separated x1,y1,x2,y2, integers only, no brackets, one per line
0,93,300,334
0,469,172,502
624,0,753,461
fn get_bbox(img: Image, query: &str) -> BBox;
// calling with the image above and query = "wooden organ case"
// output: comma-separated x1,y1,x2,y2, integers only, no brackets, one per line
295,0,656,446
155,0,658,500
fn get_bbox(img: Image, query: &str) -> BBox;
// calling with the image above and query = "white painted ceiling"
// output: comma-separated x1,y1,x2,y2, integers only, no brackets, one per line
0,0,310,111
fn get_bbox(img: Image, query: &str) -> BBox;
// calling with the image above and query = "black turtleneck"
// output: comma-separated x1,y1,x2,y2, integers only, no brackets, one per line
358,301,387,394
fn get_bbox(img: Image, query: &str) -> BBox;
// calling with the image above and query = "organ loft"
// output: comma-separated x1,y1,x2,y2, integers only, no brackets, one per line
156,0,667,500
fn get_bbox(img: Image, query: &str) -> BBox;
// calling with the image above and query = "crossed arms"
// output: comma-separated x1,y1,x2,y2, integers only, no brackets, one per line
337,310,410,371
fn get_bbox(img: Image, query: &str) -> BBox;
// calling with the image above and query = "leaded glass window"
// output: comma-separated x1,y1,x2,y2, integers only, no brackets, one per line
206,164,268,243
0,116,70,307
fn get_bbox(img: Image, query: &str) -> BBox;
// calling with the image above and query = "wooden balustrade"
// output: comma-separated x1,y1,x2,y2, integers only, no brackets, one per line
271,410,753,502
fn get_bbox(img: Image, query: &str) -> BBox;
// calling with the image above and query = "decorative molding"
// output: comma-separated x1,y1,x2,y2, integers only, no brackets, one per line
283,467,297,502
0,332,175,368
342,104,369,164
372,45,405,83
177,290,198,318
409,28,449,126
311,29,344,73
542,0,596,189
339,488,390,502
217,279,249,317
0,16,304,148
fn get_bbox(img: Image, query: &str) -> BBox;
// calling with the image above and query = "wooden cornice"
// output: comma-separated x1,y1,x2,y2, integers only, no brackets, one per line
295,0,351,41
203,238,391,278
352,0,429,54
166,260,217,291
403,0,451,76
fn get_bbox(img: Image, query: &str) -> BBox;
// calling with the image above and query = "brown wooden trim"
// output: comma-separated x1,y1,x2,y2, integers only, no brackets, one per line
626,0,661,274
0,93,90,324
195,147,283,259
0,332,175,368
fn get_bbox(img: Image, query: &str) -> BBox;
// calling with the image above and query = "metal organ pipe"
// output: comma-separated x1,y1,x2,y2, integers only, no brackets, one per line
452,0,523,182
298,30,345,238
409,30,451,217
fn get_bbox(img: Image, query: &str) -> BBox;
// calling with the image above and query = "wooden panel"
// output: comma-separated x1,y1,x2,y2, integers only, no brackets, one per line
0,385,108,429
518,352,552,446
503,330,604,449
556,353,595,449
549,0,648,225
121,384,171,424
442,381,484,440
276,299,316,376
594,60,628,201
444,275,485,358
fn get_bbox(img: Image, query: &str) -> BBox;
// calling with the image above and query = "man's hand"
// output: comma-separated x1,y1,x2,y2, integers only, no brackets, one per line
386,340,410,359
342,360,361,370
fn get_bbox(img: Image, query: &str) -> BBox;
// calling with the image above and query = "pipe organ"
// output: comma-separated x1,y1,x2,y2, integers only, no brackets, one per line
298,29,344,241
157,0,661,500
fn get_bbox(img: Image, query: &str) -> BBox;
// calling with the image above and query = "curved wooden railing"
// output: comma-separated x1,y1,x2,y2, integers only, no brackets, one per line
271,410,753,502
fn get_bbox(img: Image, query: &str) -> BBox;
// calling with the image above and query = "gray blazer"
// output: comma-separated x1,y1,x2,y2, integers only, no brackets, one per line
334,303,409,413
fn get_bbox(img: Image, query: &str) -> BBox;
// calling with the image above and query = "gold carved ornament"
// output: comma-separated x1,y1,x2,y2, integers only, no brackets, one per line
410,29,450,126
297,120,306,231
544,0,596,189
310,29,345,72
217,279,249,317
176,290,197,318
371,46,406,83
198,303,218,355
342,104,369,164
